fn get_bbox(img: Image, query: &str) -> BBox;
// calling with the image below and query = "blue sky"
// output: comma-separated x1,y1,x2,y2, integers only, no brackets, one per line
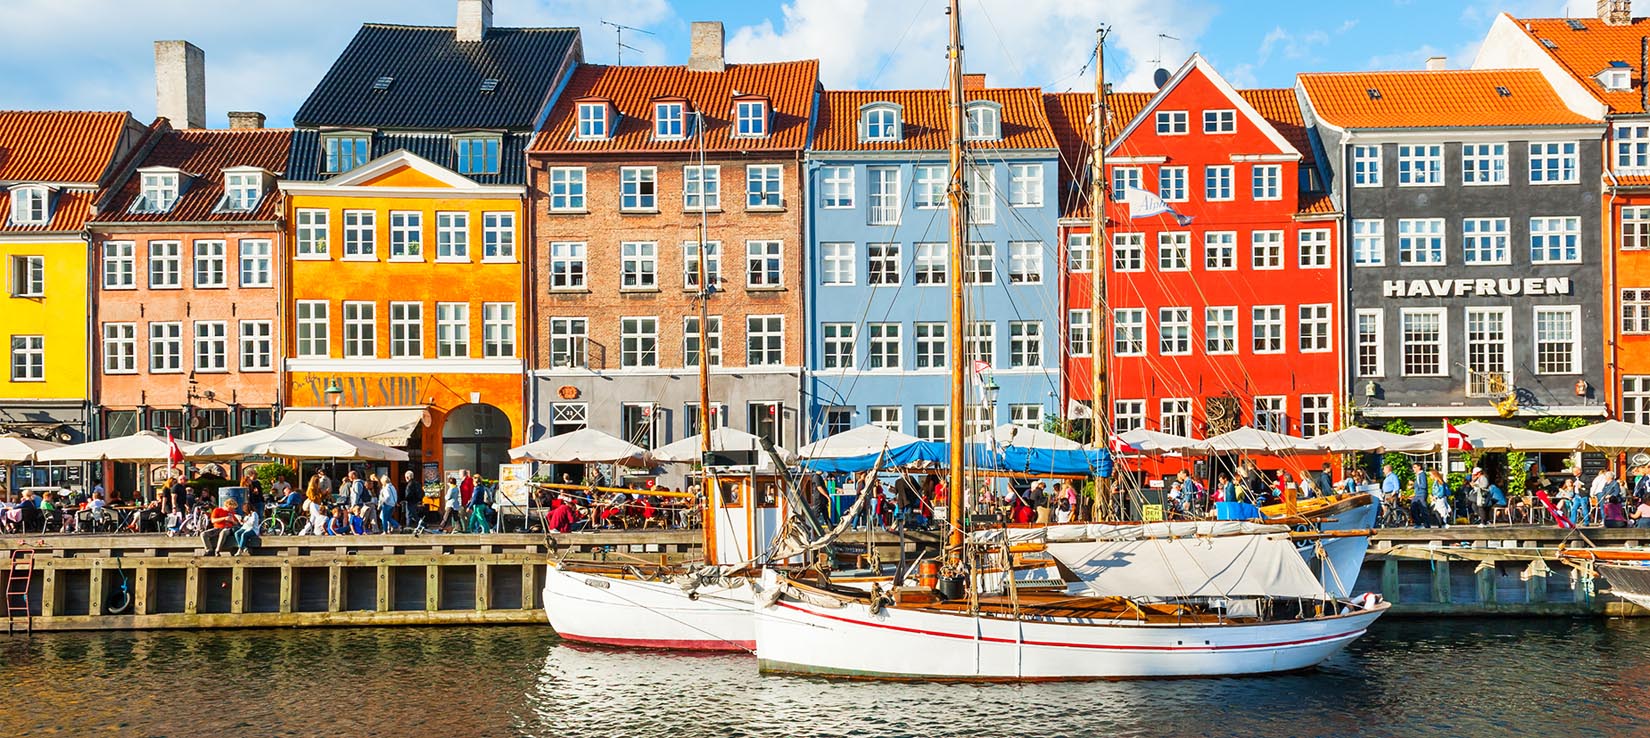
0,0,1635,128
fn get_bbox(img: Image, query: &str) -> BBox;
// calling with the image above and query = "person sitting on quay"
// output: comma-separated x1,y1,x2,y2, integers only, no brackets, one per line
545,494,583,533
1602,494,1631,529
204,497,241,555
1631,496,1650,529
233,502,262,554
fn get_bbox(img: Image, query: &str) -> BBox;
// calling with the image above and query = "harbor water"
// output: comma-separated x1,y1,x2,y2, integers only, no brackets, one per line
2,618,1644,737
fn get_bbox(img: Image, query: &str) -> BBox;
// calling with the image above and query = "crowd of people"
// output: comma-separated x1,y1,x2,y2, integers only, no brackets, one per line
1375,462,1650,529
536,477,699,533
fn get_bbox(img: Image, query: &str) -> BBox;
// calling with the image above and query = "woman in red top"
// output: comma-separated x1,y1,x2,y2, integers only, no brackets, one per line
206,498,241,555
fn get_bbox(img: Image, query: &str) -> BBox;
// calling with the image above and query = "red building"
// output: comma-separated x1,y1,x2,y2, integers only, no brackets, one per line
1049,55,1341,472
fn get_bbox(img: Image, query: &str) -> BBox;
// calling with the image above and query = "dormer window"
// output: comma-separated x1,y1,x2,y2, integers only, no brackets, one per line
8,186,48,226
577,102,610,139
1599,62,1633,92
219,168,265,212
322,132,370,174
132,171,180,213
654,101,687,140
735,99,768,137
861,104,902,142
454,134,501,175
964,102,1001,142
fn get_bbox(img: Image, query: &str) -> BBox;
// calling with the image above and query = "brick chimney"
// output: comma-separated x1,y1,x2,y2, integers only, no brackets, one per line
1425,56,1446,71
963,73,987,90
227,111,265,130
154,40,205,130
687,21,725,72
457,0,493,42
1600,0,1633,26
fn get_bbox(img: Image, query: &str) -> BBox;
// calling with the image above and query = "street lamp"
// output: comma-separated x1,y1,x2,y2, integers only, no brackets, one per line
324,380,343,431
983,378,1001,413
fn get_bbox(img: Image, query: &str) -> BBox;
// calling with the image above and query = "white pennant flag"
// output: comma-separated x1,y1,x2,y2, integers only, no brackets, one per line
1122,186,1194,226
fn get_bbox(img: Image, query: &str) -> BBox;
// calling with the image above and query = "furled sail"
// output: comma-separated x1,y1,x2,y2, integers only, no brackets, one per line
1045,532,1329,600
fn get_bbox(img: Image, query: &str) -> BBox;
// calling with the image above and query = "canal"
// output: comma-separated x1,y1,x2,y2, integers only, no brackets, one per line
1,618,1643,737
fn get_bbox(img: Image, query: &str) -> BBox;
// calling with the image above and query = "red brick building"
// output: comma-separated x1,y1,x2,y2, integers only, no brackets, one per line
1049,56,1341,467
525,22,818,452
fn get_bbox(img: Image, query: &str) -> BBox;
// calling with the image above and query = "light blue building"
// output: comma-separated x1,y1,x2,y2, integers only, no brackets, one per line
803,86,1064,442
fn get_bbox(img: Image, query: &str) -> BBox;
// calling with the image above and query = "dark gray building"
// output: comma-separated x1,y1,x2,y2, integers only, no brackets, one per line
1298,68,1607,426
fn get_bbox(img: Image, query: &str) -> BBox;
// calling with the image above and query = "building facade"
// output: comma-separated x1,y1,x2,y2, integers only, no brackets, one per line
526,23,817,453
88,122,292,493
0,110,146,488
1299,68,1608,427
1476,5,1650,424
280,10,581,479
804,81,1062,442
1053,57,1343,453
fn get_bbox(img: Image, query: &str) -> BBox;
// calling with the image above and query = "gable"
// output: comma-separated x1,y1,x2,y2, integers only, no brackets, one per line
357,165,455,189
1107,55,1300,159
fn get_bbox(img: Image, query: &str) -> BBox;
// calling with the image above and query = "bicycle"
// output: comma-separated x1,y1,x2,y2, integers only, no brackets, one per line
1379,500,1412,528
261,505,302,536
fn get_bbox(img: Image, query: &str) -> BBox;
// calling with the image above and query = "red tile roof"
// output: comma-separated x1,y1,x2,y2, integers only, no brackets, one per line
811,88,1057,151
0,189,94,233
1513,16,1650,114
529,61,819,155
1298,69,1596,129
1239,88,1311,159
94,127,293,225
0,111,133,184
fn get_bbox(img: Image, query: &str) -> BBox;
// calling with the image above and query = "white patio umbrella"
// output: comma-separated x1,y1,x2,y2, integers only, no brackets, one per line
1414,422,1578,453
1551,420,1650,454
797,424,924,459
189,422,408,461
508,427,647,466
650,426,793,465
35,430,199,463
1110,429,1210,455
1310,426,1440,454
0,433,65,463
968,422,1084,450
1203,426,1324,455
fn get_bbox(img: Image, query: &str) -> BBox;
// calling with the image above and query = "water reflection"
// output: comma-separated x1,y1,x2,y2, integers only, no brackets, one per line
1,619,1645,737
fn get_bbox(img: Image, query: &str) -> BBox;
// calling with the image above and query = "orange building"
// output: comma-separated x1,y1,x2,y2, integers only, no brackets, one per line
277,11,581,479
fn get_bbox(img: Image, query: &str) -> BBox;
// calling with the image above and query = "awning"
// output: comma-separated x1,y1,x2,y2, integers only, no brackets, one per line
278,406,428,447
1360,404,1608,419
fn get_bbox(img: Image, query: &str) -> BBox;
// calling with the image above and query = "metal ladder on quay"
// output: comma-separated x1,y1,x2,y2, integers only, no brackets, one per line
6,546,35,634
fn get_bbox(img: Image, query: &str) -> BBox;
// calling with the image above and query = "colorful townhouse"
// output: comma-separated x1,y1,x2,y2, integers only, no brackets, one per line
87,47,291,492
525,23,817,452
1298,67,1607,429
0,110,147,488
278,2,582,479
1049,56,1342,457
804,78,1062,442
1475,2,1650,424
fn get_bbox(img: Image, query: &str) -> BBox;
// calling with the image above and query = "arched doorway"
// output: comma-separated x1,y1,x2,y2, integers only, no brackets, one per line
442,404,512,479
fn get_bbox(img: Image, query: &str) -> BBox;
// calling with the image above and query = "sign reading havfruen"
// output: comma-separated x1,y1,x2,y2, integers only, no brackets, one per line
1381,277,1571,298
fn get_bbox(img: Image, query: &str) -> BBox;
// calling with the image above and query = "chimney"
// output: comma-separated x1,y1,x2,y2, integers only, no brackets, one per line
227,111,265,130
687,21,726,72
1600,0,1633,26
1425,56,1446,71
457,0,493,42
154,40,206,130
963,73,987,90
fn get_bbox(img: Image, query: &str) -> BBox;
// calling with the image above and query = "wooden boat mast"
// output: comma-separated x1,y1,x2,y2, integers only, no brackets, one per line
1090,27,1113,520
695,110,717,562
944,0,968,560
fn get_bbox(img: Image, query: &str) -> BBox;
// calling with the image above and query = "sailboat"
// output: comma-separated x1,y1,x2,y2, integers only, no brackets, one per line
750,4,1388,679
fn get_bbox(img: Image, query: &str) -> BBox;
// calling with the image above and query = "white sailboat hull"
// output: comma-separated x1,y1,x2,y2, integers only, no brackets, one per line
1299,501,1376,599
755,593,1389,680
542,563,755,651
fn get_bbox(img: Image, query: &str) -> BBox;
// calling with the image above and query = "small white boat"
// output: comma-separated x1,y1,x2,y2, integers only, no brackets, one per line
754,522,1389,680
544,561,757,651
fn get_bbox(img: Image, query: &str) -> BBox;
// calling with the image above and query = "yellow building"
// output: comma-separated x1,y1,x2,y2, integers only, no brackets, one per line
278,150,528,477
0,111,145,485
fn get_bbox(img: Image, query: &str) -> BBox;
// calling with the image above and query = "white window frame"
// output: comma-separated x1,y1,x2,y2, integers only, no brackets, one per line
1251,164,1281,200
1114,309,1146,357
1203,109,1236,134
238,320,273,371
1251,231,1283,270
820,242,855,286
1204,231,1236,271
435,211,469,261
1113,233,1144,272
102,323,137,374
867,243,901,286
1399,307,1448,377
747,164,783,209
295,209,329,258
1008,320,1042,368
237,239,272,288
1159,166,1188,202
8,186,48,225
1530,216,1582,265
1158,308,1191,356
1397,144,1443,186
1009,164,1043,208
191,240,227,289
342,210,376,259
620,241,658,291
1529,141,1579,184
10,335,43,382
1461,143,1508,186
148,322,183,373
341,302,376,359
746,240,783,288
1155,110,1188,135
389,302,424,359
821,322,855,370
547,167,586,212
964,103,1001,141
1351,145,1382,187
1355,309,1384,378
914,243,947,285
1624,288,1650,335
102,241,135,289
1352,219,1385,266
867,166,900,224
294,301,329,358
1067,233,1093,273
435,302,470,359
735,100,768,137
1204,164,1233,201
866,322,900,370
683,315,723,368
193,320,228,373
1533,305,1582,375
388,211,423,260
1068,309,1093,357
914,322,948,369
1298,229,1331,269
1008,241,1042,284
482,212,515,261
684,165,722,212
482,302,516,358
1111,167,1142,201
1398,218,1446,266
654,101,686,140
821,166,854,209
619,316,656,369
683,241,721,290
1299,303,1332,353
548,242,587,291
148,241,182,289
1205,306,1237,355
1252,305,1285,354
862,106,901,142
1114,400,1145,433
1160,398,1192,437
868,406,903,433
915,165,945,209
620,166,658,212
9,255,44,297
576,102,609,139
966,241,995,285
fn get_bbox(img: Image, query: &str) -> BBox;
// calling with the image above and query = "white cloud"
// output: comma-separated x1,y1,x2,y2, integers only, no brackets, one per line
0,0,678,127
726,0,1213,94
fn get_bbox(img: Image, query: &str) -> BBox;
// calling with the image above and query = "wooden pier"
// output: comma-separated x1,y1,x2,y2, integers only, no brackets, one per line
2,526,1647,633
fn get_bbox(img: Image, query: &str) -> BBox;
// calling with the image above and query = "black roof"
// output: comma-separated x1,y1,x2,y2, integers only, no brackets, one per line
293,23,582,131
285,130,532,184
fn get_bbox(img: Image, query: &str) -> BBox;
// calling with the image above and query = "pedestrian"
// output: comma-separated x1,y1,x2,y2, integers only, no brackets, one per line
1379,464,1399,523
1410,463,1431,528
460,470,476,509
441,477,462,531
378,474,400,533
1316,463,1334,501
1428,470,1452,527
1469,467,1492,525
1218,472,1237,505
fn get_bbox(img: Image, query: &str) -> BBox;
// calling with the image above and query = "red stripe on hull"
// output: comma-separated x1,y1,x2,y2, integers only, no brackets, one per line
555,630,754,652
772,601,1365,652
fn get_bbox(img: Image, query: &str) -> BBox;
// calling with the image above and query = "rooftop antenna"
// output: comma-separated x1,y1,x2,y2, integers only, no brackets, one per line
600,19,653,65
1149,33,1180,67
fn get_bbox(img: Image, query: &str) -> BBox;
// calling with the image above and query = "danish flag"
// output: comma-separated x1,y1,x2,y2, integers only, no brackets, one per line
1109,435,1136,455
1443,421,1474,452
166,429,185,468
